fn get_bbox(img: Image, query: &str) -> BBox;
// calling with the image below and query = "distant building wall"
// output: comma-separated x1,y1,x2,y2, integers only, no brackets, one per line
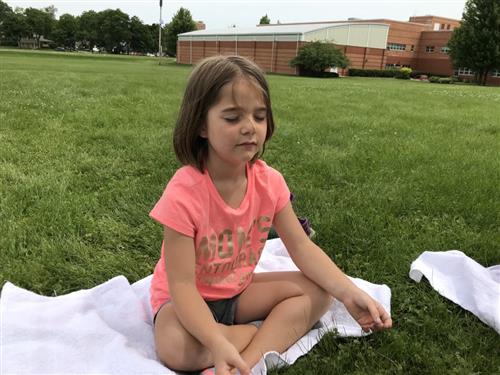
177,39,300,75
18,36,52,49
415,30,454,75
408,15,460,31
177,16,500,85
19,38,38,49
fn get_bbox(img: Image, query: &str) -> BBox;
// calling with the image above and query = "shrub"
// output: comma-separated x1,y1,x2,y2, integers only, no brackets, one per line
438,77,453,84
348,69,398,77
410,70,431,78
428,77,454,84
410,70,449,79
395,67,412,79
298,70,340,78
291,41,350,75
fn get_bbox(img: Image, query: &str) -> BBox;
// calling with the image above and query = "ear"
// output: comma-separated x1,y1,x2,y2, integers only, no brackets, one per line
199,123,208,138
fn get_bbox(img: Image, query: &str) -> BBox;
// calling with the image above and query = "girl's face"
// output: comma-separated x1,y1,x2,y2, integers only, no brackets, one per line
201,78,268,169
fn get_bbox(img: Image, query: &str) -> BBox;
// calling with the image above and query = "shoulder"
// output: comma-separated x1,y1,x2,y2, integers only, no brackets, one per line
150,165,205,233
160,165,207,208
251,159,286,185
166,165,205,193
251,160,290,212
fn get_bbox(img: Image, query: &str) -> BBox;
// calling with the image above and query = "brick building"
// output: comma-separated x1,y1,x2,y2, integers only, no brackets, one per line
177,15,500,85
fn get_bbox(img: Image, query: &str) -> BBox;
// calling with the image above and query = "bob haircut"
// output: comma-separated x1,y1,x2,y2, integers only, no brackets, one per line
173,55,275,172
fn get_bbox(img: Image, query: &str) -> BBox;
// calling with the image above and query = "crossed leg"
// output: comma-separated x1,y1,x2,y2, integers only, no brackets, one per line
234,271,332,368
154,271,332,372
154,304,257,371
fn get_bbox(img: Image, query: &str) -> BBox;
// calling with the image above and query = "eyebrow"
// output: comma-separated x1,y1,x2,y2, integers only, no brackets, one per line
221,106,267,113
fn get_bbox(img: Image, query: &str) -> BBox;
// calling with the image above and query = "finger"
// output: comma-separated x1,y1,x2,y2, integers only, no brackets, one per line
377,305,393,328
232,356,251,375
215,367,231,375
367,301,383,326
382,314,393,329
214,363,230,375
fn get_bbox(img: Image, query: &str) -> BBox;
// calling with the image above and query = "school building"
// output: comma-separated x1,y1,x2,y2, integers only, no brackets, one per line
176,15,500,86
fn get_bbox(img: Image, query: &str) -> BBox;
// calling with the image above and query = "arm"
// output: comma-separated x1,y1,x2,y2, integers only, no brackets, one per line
273,203,392,331
163,226,250,374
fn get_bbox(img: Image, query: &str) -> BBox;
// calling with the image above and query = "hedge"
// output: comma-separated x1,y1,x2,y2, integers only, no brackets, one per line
348,68,399,77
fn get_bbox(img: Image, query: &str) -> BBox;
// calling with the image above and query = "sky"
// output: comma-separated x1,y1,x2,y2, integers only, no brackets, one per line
5,1,468,28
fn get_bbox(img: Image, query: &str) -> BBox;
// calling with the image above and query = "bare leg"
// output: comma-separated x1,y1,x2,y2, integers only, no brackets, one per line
155,271,331,371
234,271,332,368
154,303,257,371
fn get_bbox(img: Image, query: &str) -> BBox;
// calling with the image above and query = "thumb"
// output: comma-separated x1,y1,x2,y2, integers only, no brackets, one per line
234,356,251,375
367,300,382,325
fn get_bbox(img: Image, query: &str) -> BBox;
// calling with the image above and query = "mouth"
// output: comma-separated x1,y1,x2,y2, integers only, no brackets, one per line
238,142,257,146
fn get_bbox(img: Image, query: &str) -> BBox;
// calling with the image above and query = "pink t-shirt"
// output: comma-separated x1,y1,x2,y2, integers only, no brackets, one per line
149,160,290,314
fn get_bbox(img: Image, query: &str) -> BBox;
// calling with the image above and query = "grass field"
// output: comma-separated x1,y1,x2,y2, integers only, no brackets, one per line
1,49,499,374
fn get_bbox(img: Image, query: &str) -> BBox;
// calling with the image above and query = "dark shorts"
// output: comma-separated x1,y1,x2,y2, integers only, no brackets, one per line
206,294,240,325
153,294,240,326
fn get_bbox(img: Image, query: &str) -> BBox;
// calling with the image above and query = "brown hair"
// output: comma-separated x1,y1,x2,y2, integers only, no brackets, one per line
173,55,275,171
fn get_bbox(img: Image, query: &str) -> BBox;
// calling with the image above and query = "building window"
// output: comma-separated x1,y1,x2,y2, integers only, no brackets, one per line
456,68,474,76
410,45,415,51
441,23,446,30
491,69,500,78
447,24,451,30
387,43,406,51
426,46,435,53
441,46,450,54
385,63,400,69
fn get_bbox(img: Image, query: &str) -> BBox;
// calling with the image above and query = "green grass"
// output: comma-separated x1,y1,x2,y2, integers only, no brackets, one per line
1,49,499,374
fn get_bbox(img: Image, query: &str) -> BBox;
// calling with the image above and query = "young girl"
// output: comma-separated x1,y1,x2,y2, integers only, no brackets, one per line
150,55,392,375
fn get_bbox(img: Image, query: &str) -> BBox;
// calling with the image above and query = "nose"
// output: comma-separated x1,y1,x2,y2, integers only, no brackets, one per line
241,115,256,134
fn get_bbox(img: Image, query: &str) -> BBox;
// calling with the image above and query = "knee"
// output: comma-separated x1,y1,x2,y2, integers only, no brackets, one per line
155,327,208,371
155,338,187,371
302,276,332,313
156,349,181,371
156,343,206,372
154,305,211,371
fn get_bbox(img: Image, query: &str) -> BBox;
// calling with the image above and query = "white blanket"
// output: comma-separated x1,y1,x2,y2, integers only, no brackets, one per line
1,239,392,374
409,250,500,334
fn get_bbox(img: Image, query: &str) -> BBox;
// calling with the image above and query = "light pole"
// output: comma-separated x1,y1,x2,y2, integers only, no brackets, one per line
158,0,163,61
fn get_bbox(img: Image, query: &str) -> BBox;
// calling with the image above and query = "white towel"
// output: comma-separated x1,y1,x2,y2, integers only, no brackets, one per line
409,250,500,334
1,238,392,374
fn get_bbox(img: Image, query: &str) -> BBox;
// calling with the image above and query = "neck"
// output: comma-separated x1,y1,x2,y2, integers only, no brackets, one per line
205,157,247,182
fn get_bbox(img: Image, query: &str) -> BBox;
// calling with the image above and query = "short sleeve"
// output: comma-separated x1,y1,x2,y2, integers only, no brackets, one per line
149,182,196,238
267,166,290,213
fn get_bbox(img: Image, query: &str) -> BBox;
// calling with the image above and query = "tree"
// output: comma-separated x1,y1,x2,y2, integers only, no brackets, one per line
24,7,56,40
43,5,57,19
259,14,271,25
448,0,500,85
98,9,131,53
291,41,350,75
147,23,167,54
129,16,154,53
0,0,11,22
0,1,24,45
165,7,196,56
77,10,99,50
52,13,78,48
